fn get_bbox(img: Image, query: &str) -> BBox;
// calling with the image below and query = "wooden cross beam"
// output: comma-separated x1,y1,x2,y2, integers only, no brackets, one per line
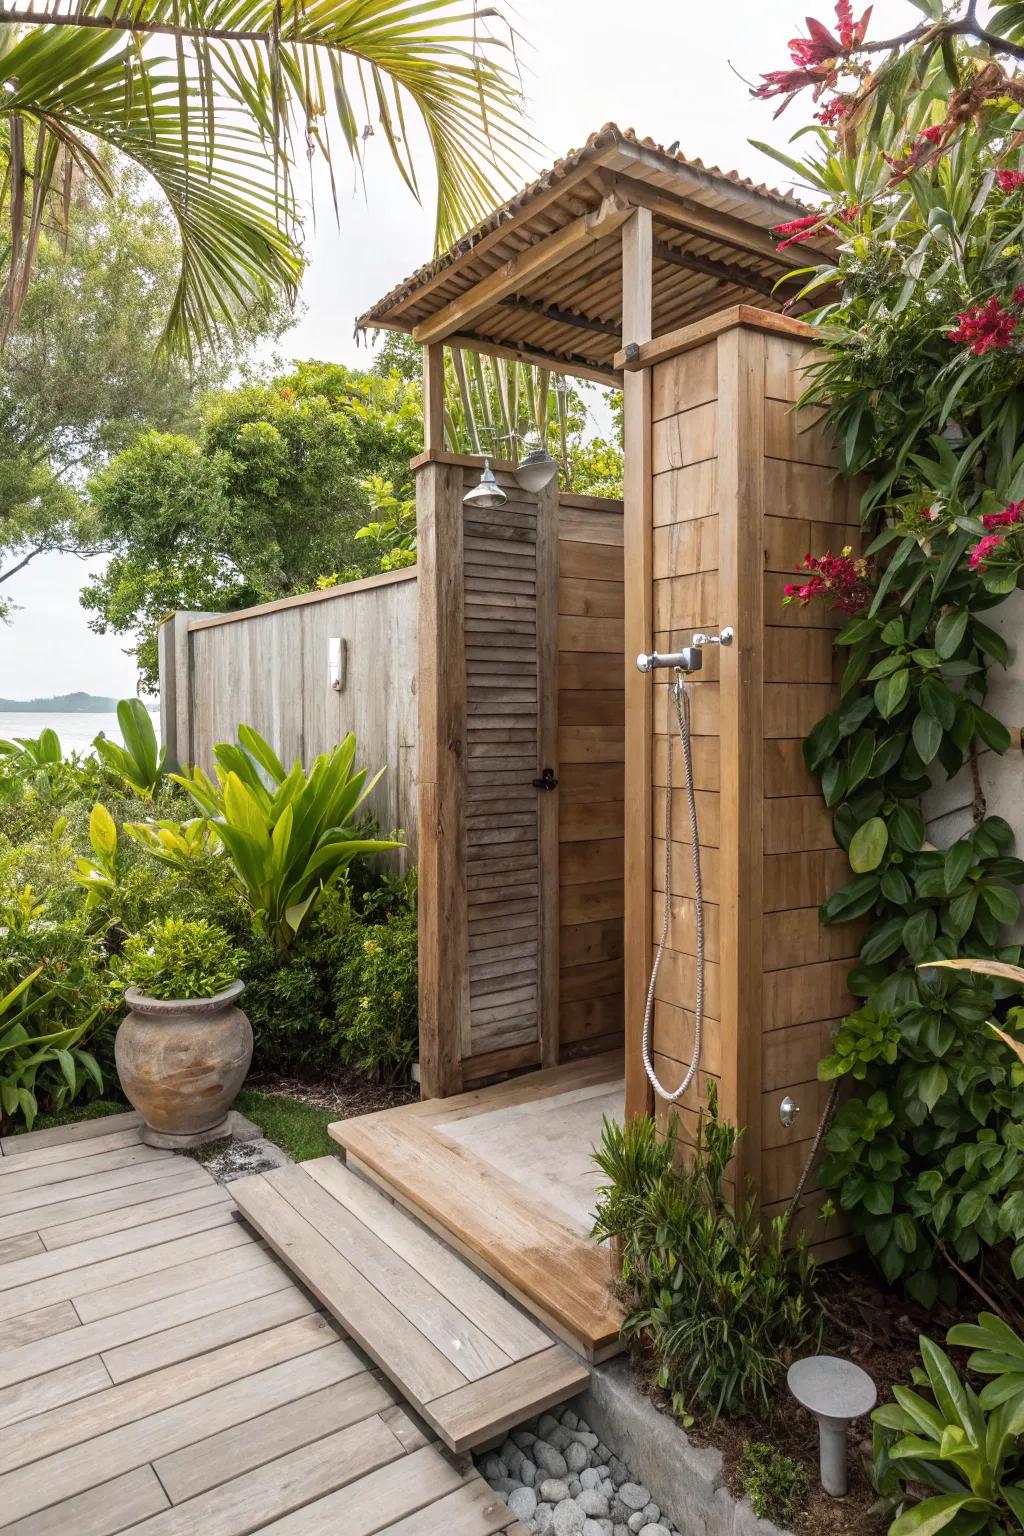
412,193,633,347
499,296,621,339
652,239,791,301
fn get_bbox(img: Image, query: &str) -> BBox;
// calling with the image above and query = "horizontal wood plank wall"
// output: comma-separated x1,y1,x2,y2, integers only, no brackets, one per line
646,335,723,1149
638,319,857,1255
558,498,625,1061
184,572,419,859
758,331,860,1254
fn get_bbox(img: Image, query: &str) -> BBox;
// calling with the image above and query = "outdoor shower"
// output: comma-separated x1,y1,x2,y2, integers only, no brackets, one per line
636,628,733,1104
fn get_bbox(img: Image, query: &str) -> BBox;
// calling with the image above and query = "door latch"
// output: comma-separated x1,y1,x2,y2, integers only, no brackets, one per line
532,767,559,791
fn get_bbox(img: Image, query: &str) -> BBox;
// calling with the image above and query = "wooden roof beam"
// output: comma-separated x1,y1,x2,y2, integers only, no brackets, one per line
499,296,621,339
599,171,826,268
652,239,790,302
412,193,633,346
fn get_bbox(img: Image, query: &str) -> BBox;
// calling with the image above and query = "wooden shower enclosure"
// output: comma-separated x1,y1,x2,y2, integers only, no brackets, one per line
356,127,859,1239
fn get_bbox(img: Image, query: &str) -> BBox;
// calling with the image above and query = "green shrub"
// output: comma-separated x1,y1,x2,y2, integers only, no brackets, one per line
92,700,167,800
738,1441,806,1527
0,968,104,1131
593,1089,820,1422
873,1313,1024,1536
332,906,418,1081
116,918,240,1000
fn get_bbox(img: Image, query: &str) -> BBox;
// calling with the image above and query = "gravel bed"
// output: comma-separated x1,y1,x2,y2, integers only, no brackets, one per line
476,1402,680,1536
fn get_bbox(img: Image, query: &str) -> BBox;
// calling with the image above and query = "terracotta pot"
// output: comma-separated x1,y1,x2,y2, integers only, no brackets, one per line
116,980,252,1148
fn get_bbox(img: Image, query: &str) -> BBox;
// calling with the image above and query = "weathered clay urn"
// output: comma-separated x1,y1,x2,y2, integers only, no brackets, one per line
116,981,252,1148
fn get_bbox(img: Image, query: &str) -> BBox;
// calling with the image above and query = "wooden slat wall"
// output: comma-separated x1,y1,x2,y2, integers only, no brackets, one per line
638,318,858,1254
462,470,551,1065
558,500,625,1060
757,333,861,1255
647,336,723,1150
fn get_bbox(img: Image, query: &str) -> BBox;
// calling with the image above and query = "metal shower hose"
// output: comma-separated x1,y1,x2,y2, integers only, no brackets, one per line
642,667,704,1103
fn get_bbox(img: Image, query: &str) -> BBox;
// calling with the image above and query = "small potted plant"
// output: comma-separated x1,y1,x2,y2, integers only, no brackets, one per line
114,917,252,1147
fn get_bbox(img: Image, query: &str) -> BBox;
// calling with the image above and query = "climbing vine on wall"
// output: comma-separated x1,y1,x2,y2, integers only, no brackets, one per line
756,2,1024,1305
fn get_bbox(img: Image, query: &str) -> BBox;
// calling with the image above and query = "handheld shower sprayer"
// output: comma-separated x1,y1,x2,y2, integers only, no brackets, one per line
635,627,733,1105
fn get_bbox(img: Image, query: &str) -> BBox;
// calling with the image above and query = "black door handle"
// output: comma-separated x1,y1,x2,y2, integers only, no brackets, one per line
533,767,559,791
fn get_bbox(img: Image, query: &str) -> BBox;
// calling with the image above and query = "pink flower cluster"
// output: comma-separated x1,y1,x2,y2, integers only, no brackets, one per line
997,169,1024,194
968,503,1024,570
947,296,1019,356
754,2,871,114
783,547,874,614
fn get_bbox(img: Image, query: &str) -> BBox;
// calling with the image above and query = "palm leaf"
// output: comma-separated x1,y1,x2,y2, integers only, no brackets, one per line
0,0,532,353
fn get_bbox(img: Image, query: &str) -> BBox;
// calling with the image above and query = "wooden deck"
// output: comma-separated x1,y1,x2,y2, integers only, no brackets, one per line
331,1053,627,1360
0,1112,528,1536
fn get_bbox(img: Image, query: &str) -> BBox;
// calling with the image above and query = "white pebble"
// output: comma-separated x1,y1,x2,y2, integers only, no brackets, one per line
565,1441,589,1473
579,1469,602,1492
552,1502,585,1536
539,1479,570,1504
578,1489,610,1518
561,1409,579,1430
507,1487,537,1522
642,1506,660,1526
534,1506,554,1536
639,1527,671,1536
618,1484,651,1513
583,1521,613,1536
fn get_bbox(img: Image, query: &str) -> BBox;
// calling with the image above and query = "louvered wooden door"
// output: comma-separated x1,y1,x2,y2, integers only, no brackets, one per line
459,468,559,1073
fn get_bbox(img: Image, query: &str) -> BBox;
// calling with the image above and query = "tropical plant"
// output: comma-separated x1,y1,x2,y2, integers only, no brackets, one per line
872,1314,1024,1536
168,724,399,954
593,1089,820,1423
116,917,240,1000
332,905,418,1080
0,2,531,357
71,802,122,921
0,967,103,1131
752,4,1024,1301
92,700,166,800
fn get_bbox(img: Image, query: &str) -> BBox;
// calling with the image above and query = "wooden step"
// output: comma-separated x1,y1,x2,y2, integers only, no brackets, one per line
230,1159,589,1453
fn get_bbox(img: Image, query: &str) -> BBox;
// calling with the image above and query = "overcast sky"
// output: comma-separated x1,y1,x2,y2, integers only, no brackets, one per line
0,0,913,701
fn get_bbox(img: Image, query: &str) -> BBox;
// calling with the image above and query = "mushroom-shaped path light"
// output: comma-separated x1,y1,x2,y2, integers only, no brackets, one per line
787,1356,877,1498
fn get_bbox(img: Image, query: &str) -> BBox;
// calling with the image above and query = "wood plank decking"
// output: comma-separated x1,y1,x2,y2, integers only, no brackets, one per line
0,1114,529,1536
231,1160,589,1452
331,1053,627,1360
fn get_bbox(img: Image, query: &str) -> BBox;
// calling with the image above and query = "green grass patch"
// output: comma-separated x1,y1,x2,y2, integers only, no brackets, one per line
234,1088,336,1163
5,1100,128,1138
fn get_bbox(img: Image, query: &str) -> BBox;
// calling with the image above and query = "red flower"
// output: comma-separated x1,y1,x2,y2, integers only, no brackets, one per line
782,547,873,614
997,169,1024,193
816,95,851,126
1014,287,1024,309
754,64,837,113
969,533,1007,570
774,204,859,249
981,501,1024,530
836,0,871,47
919,124,945,145
789,15,844,66
947,297,1017,356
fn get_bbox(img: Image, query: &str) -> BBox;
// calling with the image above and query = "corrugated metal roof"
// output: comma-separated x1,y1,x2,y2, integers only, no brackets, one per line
358,122,808,332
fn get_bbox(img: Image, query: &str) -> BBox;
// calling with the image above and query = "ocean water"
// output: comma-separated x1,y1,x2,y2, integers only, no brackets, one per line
0,711,161,757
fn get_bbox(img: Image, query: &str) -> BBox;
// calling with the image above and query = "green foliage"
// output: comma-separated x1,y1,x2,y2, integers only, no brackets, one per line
760,22,1024,1299
331,908,419,1081
738,1441,807,1527
872,1314,1024,1536
169,725,400,956
0,968,103,1132
71,803,123,922
82,367,423,689
593,1090,820,1422
116,918,240,1001
234,1087,336,1162
93,701,167,800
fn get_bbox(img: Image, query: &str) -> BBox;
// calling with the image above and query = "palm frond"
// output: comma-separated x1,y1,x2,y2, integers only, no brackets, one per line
0,0,532,354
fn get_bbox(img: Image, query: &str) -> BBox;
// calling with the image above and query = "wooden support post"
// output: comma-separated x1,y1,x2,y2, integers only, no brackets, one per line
422,344,445,453
717,325,766,1204
622,208,655,1123
416,460,470,1099
536,474,561,1068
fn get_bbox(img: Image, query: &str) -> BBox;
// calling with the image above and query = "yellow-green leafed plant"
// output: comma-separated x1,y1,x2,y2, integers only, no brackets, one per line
93,700,166,801
0,968,103,1131
171,725,400,955
922,960,1024,1068
71,803,121,918
123,816,219,870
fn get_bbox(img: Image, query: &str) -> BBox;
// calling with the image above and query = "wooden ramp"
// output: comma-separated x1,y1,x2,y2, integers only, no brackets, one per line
231,1159,589,1453
331,1055,626,1360
0,1113,529,1536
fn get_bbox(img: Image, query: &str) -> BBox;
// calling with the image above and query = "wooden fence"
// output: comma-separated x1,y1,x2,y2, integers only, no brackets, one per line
159,569,419,857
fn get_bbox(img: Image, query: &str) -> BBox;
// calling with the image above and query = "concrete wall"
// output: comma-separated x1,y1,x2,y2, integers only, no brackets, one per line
159,570,419,859
925,590,1024,879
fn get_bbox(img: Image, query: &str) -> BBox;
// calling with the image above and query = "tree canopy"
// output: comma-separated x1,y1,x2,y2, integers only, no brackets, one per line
82,364,424,688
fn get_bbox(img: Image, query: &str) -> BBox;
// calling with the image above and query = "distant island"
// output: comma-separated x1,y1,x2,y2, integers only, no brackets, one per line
0,691,122,713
